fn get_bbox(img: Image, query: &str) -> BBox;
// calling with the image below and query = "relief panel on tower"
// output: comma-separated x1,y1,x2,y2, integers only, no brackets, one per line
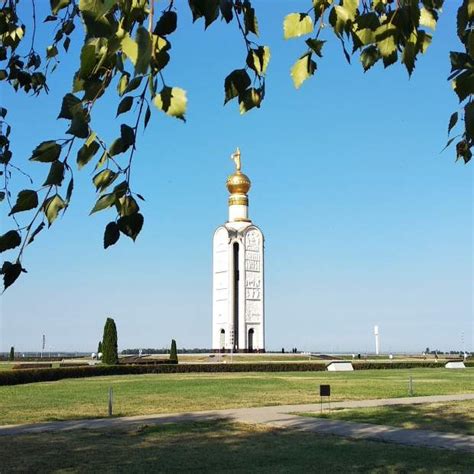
244,228,263,302
245,271,261,300
245,300,261,323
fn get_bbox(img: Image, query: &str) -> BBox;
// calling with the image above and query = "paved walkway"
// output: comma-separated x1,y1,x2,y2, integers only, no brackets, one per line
1,394,473,452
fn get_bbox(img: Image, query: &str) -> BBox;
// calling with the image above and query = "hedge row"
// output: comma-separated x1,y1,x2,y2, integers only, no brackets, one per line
352,361,452,370
1,360,469,386
12,363,53,369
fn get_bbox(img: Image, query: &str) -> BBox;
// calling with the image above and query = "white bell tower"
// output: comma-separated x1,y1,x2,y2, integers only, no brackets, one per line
212,148,265,352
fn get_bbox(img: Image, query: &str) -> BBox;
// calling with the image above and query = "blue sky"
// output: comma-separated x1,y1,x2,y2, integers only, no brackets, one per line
1,1,472,354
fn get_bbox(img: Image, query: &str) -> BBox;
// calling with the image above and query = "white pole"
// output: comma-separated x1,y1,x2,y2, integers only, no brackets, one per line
374,325,380,356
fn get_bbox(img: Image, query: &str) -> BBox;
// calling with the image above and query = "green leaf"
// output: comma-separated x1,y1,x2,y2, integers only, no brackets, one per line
402,39,416,77
353,28,375,47
246,46,271,76
124,75,143,94
188,0,219,28
109,138,126,156
120,124,135,148
452,70,474,102
360,45,380,71
104,221,120,249
375,25,397,58
330,5,350,37
464,102,474,139
291,54,316,89
219,0,233,23
30,141,61,163
66,177,74,203
118,195,139,217
27,222,45,246
420,7,437,30
79,42,96,78
9,190,39,215
58,93,81,120
93,169,118,192
283,13,314,40
46,45,58,58
153,87,187,121
468,31,474,59
305,39,325,57
342,0,359,20
50,0,71,15
1,261,23,291
67,108,90,138
243,4,259,36
117,96,133,116
113,181,128,198
154,11,177,36
239,88,262,114
77,140,100,169
224,69,251,104
144,105,151,129
117,212,144,241
0,230,21,253
121,34,138,65
43,194,66,226
90,192,116,214
117,73,129,96
43,161,65,186
79,0,118,17
135,27,152,75
448,112,458,135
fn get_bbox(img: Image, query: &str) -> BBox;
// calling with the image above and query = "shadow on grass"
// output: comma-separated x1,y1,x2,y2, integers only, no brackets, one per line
1,416,473,473
313,402,474,435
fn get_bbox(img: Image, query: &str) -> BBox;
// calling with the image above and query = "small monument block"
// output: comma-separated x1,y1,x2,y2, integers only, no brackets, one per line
445,361,465,369
327,362,354,372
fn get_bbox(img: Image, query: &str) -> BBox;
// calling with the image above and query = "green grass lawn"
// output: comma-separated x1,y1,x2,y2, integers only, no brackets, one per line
2,420,473,473
1,368,472,426
300,400,474,435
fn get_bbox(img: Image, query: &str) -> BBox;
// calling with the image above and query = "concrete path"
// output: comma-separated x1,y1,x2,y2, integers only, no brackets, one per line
1,394,473,452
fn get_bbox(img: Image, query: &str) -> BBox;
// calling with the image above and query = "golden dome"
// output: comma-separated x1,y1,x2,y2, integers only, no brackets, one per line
226,171,251,195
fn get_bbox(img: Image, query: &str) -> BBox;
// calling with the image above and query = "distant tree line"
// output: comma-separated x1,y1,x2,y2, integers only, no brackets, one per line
121,347,212,355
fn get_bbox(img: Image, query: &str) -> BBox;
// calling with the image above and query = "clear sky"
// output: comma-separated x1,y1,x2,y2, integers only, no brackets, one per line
1,1,472,354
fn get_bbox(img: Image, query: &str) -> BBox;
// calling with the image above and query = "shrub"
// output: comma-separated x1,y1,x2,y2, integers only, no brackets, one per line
102,317,118,365
170,339,178,363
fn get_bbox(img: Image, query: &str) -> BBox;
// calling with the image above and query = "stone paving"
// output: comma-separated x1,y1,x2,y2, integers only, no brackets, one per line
1,394,473,452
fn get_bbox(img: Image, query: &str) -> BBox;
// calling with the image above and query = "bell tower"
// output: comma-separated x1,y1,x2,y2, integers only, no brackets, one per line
212,148,265,352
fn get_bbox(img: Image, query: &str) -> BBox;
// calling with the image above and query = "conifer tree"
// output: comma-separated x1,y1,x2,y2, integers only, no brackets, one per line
170,339,178,363
8,346,14,361
98,341,103,355
102,318,118,365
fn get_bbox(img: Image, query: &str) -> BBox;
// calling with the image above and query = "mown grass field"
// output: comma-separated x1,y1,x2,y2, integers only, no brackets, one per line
1,420,473,473
1,368,472,425
301,400,474,435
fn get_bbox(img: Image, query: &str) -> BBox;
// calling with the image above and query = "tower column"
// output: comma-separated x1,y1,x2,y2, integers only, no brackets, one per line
212,148,265,352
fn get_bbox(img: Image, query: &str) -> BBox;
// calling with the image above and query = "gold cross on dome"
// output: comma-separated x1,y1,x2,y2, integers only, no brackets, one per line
231,147,241,172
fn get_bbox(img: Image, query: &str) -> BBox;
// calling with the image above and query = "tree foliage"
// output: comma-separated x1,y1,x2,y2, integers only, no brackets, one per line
170,338,178,362
101,317,118,365
97,340,102,354
0,0,472,290
9,346,15,361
